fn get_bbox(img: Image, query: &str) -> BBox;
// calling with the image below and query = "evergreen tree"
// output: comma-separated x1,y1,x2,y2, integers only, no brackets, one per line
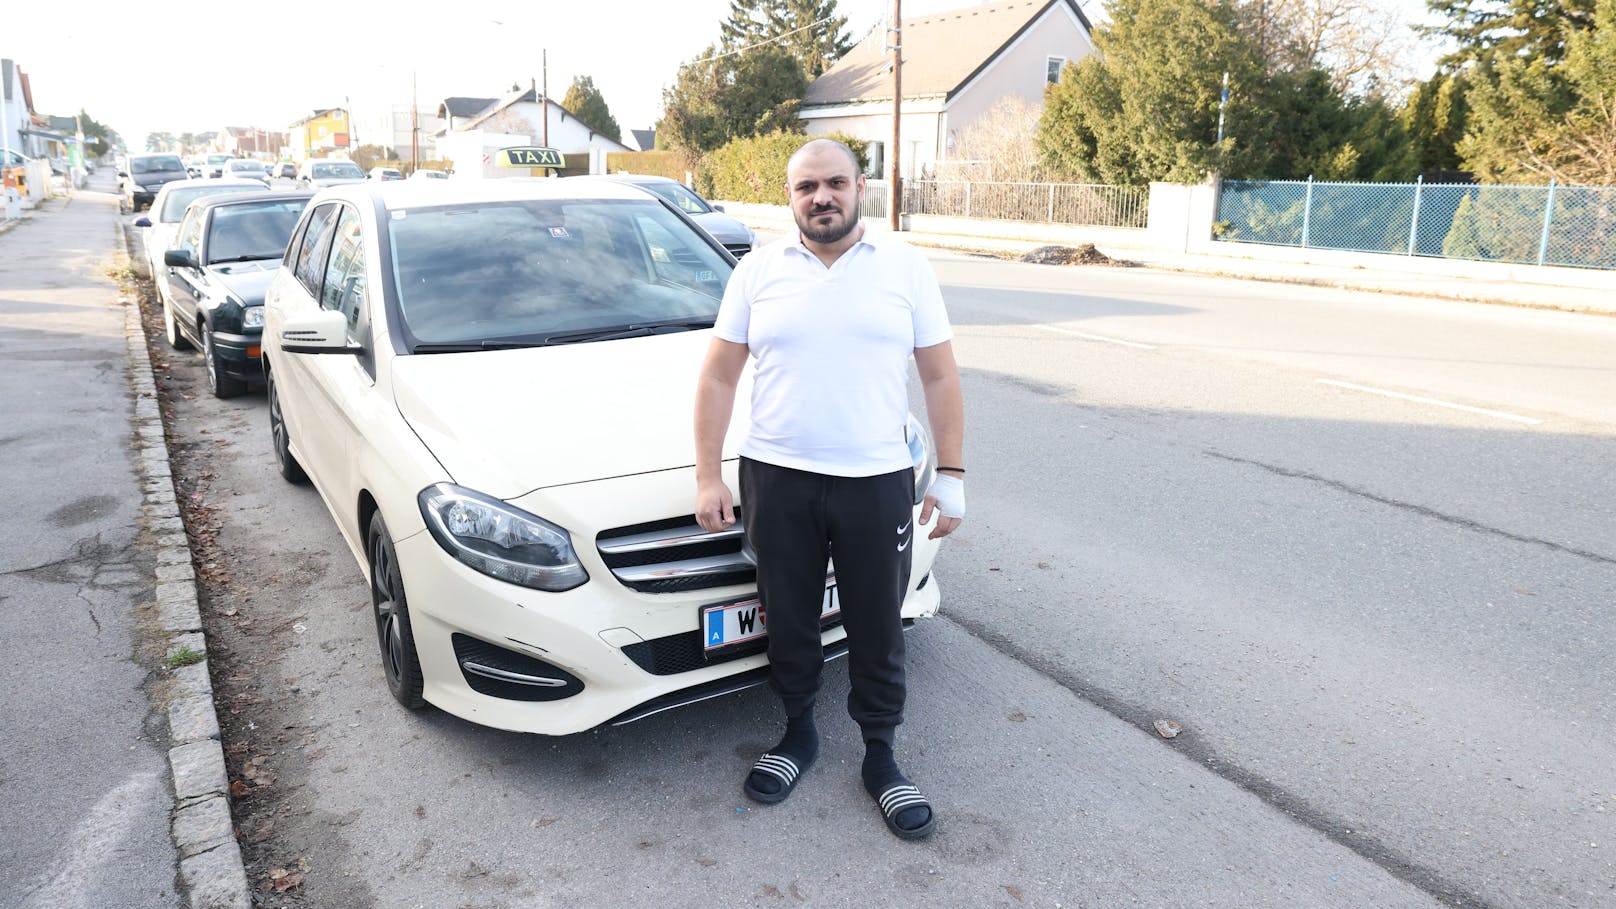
721,0,774,48
562,75,623,143
720,0,851,78
1427,0,1597,66
78,109,121,155
1397,73,1470,174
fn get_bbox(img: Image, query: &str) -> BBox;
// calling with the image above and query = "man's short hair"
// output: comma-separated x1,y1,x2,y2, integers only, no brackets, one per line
789,138,861,176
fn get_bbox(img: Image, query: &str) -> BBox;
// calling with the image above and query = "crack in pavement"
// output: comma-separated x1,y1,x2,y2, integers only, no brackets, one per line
1202,449,1616,567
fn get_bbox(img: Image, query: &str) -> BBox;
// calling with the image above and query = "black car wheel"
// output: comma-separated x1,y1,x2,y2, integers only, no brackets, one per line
201,321,246,399
266,369,308,484
163,300,192,351
368,512,426,709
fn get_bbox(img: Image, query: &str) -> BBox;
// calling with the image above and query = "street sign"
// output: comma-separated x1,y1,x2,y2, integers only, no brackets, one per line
497,147,564,169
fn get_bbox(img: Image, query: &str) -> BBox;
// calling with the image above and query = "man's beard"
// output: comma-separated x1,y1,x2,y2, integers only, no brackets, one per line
797,203,860,244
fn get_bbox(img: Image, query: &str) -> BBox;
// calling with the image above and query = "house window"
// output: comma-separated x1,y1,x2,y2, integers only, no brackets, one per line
1047,55,1067,84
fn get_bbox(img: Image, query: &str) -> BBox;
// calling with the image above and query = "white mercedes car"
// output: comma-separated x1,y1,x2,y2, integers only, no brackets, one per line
261,178,944,735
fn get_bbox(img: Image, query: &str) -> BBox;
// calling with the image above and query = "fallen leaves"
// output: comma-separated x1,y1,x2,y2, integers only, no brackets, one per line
1004,884,1024,901
260,867,304,893
1153,719,1182,739
1008,711,1027,723
229,779,253,799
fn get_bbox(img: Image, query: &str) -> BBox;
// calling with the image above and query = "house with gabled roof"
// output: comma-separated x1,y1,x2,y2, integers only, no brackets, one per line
799,0,1094,179
435,86,631,177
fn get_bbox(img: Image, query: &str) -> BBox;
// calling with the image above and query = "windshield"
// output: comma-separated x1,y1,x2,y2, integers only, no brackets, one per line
313,162,364,179
132,156,184,174
229,160,264,172
205,200,311,263
160,184,262,222
643,181,712,215
208,154,231,164
388,199,733,346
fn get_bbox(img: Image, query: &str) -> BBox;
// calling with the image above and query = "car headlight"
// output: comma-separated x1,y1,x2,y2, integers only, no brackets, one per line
418,484,588,591
906,414,935,505
242,306,264,329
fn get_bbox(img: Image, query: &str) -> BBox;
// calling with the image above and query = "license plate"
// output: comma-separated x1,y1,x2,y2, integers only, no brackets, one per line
701,579,838,654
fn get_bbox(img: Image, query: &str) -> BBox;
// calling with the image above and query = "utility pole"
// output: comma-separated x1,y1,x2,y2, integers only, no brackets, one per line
888,0,902,231
345,96,358,152
541,50,549,148
412,70,420,171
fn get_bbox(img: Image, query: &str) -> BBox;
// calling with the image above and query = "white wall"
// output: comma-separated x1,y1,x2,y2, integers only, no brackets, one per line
941,3,1094,154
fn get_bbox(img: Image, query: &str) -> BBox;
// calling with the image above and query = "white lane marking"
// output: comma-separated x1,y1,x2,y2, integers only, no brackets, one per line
18,771,166,909
1034,324,1157,350
1316,379,1544,425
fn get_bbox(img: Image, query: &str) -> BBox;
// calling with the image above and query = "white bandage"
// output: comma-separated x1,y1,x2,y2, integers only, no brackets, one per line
928,474,965,519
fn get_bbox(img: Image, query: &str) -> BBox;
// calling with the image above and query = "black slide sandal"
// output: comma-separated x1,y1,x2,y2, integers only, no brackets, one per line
874,783,936,839
743,752,810,804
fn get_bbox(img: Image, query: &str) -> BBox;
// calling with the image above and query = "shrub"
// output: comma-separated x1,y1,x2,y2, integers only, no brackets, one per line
607,150,692,181
699,132,869,203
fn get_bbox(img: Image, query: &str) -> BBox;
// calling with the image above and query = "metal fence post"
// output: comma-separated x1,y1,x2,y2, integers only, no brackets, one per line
964,182,972,218
1047,183,1055,221
1407,175,1423,256
1537,179,1557,266
1301,176,1314,248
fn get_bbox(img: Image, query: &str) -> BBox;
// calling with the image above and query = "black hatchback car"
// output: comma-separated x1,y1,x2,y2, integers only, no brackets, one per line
161,191,316,397
119,153,190,213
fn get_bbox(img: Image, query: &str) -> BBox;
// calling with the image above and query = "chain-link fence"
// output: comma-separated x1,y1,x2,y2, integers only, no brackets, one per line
1217,179,1615,269
900,180,1149,228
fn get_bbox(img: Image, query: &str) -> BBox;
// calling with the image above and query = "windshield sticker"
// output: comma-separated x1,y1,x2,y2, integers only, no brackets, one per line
391,211,407,220
698,270,716,282
549,226,570,238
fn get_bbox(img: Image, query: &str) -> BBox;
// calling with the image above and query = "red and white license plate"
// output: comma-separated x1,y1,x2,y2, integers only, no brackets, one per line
701,580,838,653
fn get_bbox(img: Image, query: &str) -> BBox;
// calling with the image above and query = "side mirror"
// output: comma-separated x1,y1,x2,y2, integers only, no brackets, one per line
116,170,129,178
711,204,725,213
134,216,152,228
279,309,361,355
163,249,197,268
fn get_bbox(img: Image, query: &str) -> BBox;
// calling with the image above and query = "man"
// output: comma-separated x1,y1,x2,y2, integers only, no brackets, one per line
693,138,965,840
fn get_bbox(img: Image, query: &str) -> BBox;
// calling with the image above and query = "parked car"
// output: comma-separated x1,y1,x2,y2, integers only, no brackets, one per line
135,178,271,309
186,156,207,178
367,166,404,181
580,173,756,257
408,168,449,180
204,153,234,178
260,179,943,734
224,158,272,186
118,154,190,213
161,191,316,397
296,159,367,189
275,161,297,179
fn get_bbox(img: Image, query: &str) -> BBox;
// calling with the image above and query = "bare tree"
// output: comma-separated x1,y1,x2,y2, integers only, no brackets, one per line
1238,0,1420,99
936,97,1047,182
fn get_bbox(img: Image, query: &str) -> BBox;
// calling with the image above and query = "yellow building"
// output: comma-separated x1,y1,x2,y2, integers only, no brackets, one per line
287,109,351,161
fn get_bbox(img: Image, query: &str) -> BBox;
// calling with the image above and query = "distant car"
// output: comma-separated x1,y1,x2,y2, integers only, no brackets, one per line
408,168,449,180
368,166,404,181
224,158,272,186
296,159,367,189
135,178,272,308
160,191,316,397
276,161,297,179
118,154,190,213
204,153,234,178
582,174,755,257
186,157,207,178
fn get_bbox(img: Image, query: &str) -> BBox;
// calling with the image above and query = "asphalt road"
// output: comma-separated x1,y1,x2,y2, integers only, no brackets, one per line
130,223,1614,907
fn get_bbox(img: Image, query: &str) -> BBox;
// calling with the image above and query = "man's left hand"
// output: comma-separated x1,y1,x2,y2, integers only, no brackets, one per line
919,474,965,540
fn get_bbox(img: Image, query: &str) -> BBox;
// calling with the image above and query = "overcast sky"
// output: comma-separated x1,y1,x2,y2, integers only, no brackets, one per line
8,0,1441,151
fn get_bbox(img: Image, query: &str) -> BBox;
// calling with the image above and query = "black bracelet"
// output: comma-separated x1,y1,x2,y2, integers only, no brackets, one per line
936,467,965,474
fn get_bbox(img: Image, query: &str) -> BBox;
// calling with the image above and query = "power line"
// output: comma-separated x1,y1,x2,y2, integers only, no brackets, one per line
689,14,842,65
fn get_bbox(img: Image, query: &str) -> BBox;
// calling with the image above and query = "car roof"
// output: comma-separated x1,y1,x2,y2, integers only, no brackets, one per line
156,178,266,195
315,178,658,211
586,173,678,186
187,190,316,213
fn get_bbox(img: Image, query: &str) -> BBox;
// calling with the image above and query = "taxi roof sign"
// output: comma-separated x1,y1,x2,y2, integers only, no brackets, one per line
497,147,565,169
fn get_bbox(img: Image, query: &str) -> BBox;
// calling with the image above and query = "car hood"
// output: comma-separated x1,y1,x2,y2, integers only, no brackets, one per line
138,171,188,188
311,176,367,187
209,261,280,304
689,210,752,247
391,330,752,499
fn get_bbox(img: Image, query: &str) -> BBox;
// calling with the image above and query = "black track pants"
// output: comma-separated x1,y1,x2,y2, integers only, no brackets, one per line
739,457,915,747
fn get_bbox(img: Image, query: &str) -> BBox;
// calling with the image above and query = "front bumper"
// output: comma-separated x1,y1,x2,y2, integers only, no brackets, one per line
390,466,944,735
208,328,264,384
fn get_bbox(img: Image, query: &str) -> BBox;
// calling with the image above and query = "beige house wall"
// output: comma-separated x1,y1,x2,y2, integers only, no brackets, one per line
804,107,946,179
940,4,1094,156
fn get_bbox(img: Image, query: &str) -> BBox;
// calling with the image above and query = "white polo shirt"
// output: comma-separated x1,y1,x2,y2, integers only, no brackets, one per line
713,226,953,477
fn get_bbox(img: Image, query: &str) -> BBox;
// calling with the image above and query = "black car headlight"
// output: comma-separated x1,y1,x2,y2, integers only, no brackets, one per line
418,484,588,591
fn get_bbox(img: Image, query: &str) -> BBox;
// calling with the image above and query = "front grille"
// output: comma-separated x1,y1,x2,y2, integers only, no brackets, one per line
597,514,754,592
621,614,848,676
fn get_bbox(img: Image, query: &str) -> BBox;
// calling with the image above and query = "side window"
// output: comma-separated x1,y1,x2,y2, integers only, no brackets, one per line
292,203,340,296
1046,55,1066,84
319,207,367,334
177,210,204,257
635,215,714,292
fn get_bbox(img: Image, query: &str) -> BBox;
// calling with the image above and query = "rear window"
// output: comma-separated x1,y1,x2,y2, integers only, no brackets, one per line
160,184,262,222
205,200,312,264
387,198,732,345
313,162,364,179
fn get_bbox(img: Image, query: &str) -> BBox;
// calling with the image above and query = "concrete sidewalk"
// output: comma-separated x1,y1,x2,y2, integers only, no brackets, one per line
0,173,246,907
730,204,1613,314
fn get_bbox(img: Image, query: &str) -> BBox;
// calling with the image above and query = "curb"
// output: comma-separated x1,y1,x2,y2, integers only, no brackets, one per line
117,220,253,909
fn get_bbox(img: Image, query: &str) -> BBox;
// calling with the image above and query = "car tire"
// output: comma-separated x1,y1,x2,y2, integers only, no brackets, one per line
367,511,427,709
163,300,193,351
201,321,246,399
266,369,308,485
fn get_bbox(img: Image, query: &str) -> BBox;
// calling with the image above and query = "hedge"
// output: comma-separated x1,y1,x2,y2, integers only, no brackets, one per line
697,132,869,203
607,150,691,181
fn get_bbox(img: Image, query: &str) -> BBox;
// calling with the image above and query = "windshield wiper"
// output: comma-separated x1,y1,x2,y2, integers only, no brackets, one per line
412,340,547,354
542,319,715,346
